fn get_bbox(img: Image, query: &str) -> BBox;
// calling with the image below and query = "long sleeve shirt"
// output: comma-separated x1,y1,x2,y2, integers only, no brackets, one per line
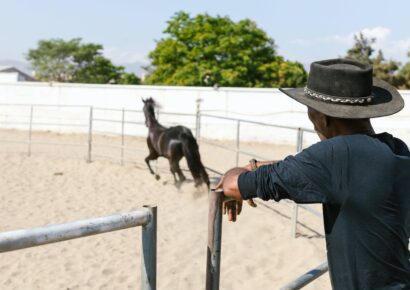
238,133,410,290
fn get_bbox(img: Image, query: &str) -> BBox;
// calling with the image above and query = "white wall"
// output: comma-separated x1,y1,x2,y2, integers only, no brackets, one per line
0,81,409,145
17,73,30,82
0,72,18,83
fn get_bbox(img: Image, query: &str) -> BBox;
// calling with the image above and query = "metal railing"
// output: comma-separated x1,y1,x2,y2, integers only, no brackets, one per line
0,103,320,239
0,104,153,166
206,190,328,290
199,115,327,289
280,262,329,290
0,104,327,289
206,190,224,290
0,104,90,157
0,206,157,290
197,113,316,165
88,106,150,164
196,112,319,238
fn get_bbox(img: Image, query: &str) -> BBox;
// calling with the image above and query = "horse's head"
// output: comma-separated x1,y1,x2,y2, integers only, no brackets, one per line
142,97,157,127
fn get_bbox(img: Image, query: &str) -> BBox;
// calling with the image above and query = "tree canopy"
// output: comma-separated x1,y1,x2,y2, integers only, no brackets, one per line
346,33,375,64
26,38,140,85
398,51,410,89
145,12,306,87
345,33,404,88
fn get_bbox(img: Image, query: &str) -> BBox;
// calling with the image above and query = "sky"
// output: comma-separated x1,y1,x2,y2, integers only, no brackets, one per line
1,0,410,74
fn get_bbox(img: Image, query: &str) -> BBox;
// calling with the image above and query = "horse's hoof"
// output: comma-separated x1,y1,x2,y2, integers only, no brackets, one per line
155,175,160,180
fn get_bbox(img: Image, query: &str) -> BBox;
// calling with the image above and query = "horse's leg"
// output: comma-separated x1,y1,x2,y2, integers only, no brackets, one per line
174,160,186,183
168,159,178,184
170,158,185,188
145,151,160,180
145,153,159,176
145,138,161,180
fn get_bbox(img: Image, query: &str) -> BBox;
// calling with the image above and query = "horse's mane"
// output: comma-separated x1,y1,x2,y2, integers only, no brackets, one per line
143,97,162,110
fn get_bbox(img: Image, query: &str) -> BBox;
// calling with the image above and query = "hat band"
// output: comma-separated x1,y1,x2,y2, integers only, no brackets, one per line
304,87,373,104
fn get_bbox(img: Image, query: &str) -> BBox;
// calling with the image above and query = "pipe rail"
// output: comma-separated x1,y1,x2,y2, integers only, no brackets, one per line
205,189,328,290
279,262,328,290
196,112,318,238
199,113,316,133
0,207,157,290
0,104,328,289
0,103,318,238
206,189,223,290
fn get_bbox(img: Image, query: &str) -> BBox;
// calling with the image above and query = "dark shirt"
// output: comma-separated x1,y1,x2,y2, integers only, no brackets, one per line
238,133,410,290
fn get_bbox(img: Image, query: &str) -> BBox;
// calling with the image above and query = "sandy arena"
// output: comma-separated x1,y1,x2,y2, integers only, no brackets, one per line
0,129,329,289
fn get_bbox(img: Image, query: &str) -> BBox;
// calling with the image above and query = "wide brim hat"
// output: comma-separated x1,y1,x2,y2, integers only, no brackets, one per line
279,58,404,119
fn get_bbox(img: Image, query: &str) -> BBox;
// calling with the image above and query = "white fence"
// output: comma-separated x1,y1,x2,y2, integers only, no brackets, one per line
0,103,318,238
1,82,409,144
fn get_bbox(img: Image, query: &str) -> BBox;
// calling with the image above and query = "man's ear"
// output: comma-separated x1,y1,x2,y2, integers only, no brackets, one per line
322,114,330,128
314,113,328,130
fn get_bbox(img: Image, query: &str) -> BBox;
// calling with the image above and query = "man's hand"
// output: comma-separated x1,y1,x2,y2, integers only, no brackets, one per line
223,200,242,222
215,167,248,199
215,167,257,222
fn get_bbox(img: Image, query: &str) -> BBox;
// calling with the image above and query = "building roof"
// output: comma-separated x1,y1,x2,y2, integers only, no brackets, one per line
0,66,36,81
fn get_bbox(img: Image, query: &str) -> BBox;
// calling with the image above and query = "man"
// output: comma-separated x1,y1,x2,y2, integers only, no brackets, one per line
216,58,410,289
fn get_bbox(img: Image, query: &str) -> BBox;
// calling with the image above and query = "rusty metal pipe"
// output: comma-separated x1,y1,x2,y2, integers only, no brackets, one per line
206,189,224,290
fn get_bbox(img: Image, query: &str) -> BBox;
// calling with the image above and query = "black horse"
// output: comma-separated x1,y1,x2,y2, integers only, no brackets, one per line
142,97,209,188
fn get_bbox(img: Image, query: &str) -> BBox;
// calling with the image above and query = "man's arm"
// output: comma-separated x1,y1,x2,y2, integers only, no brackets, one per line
243,160,279,171
238,143,334,203
215,160,278,222
218,161,279,200
218,141,336,221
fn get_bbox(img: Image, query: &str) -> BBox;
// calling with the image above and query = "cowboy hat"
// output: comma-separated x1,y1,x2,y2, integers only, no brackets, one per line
279,58,404,119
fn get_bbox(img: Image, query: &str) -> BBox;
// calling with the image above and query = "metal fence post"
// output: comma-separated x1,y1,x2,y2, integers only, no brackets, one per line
235,120,241,166
27,105,33,156
121,108,125,166
297,129,304,152
291,202,299,238
141,205,157,290
195,97,202,141
206,189,223,290
196,112,201,141
290,128,304,238
87,106,93,163
154,109,159,172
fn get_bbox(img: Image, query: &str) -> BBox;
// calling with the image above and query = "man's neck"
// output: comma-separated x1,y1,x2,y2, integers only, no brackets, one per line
328,118,375,138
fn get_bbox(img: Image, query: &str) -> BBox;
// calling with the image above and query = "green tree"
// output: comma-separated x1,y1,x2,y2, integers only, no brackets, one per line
27,38,78,82
345,33,401,86
118,72,142,85
398,51,410,89
346,33,375,64
372,50,402,87
27,38,140,84
258,57,307,88
145,11,306,87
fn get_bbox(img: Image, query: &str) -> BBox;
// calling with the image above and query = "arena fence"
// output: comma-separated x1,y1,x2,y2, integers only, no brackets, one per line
0,104,327,289
195,112,320,238
279,262,329,290
0,206,157,290
0,103,320,239
206,190,328,290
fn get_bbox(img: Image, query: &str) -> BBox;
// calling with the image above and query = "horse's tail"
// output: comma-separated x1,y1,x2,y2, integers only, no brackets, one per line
180,132,210,189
